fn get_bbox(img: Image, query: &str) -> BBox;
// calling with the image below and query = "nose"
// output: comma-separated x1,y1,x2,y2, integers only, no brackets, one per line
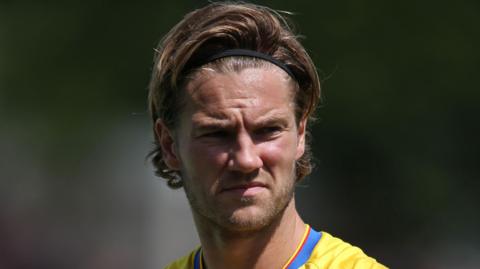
228,132,263,173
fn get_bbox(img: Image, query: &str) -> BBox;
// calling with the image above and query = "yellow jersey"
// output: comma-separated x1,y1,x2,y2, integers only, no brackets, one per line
164,225,387,269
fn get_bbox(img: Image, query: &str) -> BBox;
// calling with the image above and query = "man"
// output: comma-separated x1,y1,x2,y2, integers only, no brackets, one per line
148,2,387,269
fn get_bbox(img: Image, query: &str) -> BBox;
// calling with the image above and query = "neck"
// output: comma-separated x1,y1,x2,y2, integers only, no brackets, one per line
193,198,306,269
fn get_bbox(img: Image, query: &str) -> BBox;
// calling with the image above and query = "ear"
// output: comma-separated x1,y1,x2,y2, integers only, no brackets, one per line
295,118,307,160
154,119,181,170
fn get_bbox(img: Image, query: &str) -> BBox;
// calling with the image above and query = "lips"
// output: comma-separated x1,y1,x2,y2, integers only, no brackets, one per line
220,182,267,196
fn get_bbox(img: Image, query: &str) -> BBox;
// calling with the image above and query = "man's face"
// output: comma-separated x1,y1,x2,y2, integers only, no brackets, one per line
158,66,306,231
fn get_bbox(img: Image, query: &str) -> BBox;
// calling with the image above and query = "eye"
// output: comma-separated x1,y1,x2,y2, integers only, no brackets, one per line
255,126,282,137
200,129,230,138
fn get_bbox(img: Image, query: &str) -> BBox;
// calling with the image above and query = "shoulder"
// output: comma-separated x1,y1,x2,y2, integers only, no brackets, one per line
163,248,198,269
303,232,388,269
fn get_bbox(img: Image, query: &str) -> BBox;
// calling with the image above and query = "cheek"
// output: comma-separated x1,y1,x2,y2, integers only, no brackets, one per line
179,143,229,199
182,142,229,176
259,135,298,171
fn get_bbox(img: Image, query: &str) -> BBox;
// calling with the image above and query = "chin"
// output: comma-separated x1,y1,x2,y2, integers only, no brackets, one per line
221,205,280,232
224,217,269,233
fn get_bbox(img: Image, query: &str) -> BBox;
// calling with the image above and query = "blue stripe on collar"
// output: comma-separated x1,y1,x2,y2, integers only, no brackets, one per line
193,248,201,269
286,227,322,269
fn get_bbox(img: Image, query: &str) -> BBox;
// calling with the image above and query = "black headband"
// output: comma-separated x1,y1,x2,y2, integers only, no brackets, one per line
192,49,296,79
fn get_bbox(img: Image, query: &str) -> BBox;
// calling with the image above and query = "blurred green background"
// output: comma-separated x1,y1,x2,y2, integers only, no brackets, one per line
1,0,479,268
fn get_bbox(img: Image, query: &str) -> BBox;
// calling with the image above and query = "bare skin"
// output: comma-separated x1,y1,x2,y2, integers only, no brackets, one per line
197,198,306,269
156,66,308,269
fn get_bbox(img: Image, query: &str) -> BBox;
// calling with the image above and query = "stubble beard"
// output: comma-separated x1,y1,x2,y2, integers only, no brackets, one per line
183,174,296,233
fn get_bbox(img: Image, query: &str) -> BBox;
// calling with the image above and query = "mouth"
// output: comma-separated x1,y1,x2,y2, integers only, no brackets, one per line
220,182,268,196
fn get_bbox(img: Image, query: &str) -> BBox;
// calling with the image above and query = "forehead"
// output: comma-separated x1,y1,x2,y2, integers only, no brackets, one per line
183,67,295,115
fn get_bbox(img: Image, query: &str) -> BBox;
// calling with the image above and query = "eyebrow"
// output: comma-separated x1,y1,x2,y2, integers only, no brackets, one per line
252,110,292,126
191,115,234,130
193,120,232,130
191,109,293,131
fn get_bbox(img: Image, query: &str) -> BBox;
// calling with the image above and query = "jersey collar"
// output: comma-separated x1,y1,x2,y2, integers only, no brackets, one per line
193,225,322,269
282,225,322,269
